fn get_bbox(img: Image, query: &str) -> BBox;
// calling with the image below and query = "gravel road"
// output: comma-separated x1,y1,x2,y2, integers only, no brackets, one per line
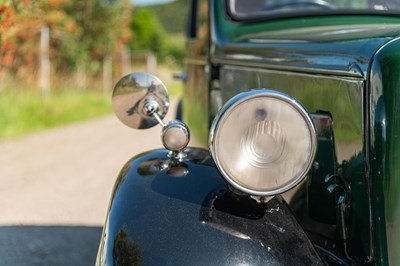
0,100,202,265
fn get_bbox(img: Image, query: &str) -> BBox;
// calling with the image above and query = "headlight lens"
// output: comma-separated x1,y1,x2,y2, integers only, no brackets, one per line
209,89,316,196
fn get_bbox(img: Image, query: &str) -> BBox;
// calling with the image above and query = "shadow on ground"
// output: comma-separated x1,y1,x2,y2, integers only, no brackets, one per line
0,225,102,266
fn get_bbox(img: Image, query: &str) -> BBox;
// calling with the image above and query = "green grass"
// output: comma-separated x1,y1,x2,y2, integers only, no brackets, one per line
166,79,183,97
0,64,182,140
0,90,112,140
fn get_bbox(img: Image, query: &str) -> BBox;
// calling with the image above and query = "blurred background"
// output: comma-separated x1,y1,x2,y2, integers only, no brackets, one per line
0,0,186,138
0,0,187,264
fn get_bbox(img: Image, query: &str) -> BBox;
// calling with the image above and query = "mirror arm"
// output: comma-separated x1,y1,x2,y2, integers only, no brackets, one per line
143,100,166,127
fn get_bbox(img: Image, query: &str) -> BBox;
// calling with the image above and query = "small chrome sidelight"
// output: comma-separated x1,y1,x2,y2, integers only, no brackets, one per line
161,120,190,152
112,72,190,157
209,89,317,197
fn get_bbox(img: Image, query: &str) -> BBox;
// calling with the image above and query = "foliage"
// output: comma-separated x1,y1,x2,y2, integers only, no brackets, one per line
167,33,185,65
64,0,131,67
150,0,187,34
129,8,169,61
129,5,186,64
0,0,131,79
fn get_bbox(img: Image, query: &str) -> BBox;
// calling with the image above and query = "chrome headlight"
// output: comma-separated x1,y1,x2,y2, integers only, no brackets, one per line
209,89,317,196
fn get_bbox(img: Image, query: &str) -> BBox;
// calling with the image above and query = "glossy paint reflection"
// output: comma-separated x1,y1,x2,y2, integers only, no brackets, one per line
201,190,323,264
369,38,400,265
97,148,324,265
218,66,363,163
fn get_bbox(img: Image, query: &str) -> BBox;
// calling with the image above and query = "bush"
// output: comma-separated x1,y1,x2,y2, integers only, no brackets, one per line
130,8,169,62
130,8,186,65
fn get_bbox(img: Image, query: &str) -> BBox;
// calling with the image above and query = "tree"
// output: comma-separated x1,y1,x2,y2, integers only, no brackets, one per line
0,0,80,78
129,8,168,61
66,0,131,67
0,0,132,81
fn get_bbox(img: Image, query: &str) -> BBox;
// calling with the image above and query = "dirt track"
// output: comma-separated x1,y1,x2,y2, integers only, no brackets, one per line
0,99,202,265
0,115,166,226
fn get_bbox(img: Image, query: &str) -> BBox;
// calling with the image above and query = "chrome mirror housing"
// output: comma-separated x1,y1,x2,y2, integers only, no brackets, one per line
112,72,190,155
112,72,170,129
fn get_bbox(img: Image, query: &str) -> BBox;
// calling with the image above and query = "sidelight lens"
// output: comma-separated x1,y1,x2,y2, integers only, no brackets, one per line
209,90,316,196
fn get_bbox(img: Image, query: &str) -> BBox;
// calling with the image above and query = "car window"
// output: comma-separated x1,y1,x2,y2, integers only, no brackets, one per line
228,0,400,20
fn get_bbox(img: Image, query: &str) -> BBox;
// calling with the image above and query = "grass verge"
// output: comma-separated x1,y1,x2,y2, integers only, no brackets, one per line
0,90,111,140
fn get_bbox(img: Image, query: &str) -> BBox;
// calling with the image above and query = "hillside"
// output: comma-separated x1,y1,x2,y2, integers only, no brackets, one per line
138,0,187,34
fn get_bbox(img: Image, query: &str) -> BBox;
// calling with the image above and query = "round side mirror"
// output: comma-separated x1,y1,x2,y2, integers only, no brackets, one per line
112,72,170,129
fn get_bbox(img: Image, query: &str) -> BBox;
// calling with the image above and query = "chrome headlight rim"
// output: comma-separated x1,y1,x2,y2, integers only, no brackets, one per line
209,89,317,197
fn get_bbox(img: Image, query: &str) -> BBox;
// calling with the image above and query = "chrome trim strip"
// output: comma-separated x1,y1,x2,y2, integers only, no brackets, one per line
211,57,364,78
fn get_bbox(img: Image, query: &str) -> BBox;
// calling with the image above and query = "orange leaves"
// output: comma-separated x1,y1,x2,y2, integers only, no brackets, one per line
0,4,15,39
0,0,68,74
1,0,132,79
1,3,17,68
46,0,71,8
44,10,67,27
65,20,74,33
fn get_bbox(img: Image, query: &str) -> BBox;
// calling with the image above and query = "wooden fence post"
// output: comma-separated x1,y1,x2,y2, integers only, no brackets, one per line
40,25,50,99
103,56,112,94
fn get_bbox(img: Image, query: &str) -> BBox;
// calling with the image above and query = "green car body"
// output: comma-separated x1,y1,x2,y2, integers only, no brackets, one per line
182,0,400,264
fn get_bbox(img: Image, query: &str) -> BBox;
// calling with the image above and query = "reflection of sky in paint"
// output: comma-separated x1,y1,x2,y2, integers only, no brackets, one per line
131,0,175,6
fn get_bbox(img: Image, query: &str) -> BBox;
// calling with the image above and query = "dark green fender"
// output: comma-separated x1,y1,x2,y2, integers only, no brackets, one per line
369,37,400,266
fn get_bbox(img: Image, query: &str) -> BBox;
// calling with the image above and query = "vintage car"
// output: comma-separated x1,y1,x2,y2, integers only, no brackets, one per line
97,0,400,265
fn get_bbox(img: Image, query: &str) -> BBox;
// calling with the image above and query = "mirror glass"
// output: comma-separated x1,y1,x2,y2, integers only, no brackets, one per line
112,72,169,129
